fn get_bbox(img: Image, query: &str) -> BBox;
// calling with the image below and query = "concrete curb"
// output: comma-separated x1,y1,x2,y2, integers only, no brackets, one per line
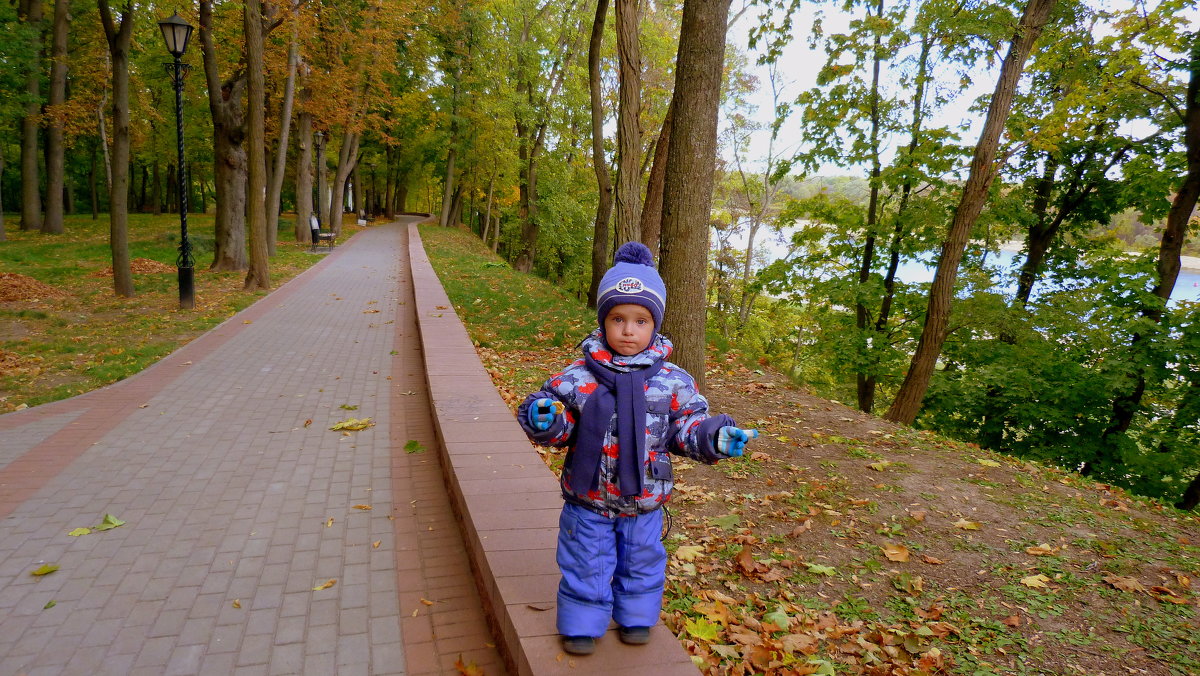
405,225,699,675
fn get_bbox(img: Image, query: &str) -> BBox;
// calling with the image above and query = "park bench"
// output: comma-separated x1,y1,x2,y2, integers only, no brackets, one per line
309,214,335,252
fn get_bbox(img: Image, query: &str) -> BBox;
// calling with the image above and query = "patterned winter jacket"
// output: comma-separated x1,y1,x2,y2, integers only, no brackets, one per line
517,331,734,517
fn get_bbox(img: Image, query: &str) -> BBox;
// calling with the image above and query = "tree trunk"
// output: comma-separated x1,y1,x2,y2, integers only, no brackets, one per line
0,155,6,240
614,0,642,246
1148,32,1200,322
200,0,248,272
1015,156,1059,305
267,11,299,255
89,146,99,220
244,0,270,290
151,159,162,216
885,0,1057,425
659,0,733,388
42,0,69,234
1094,32,1200,464
383,147,395,220
317,133,329,229
295,112,313,244
587,0,614,308
352,163,362,219
482,170,496,245
639,98,673,259
98,0,135,297
19,0,43,232
440,137,458,226
98,94,112,194
853,0,885,413
328,132,359,235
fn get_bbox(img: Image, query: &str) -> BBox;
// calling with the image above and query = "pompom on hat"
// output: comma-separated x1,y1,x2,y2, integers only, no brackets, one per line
596,242,666,331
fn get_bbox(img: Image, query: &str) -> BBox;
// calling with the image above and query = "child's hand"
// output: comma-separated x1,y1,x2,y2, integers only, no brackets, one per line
717,427,758,457
527,398,564,431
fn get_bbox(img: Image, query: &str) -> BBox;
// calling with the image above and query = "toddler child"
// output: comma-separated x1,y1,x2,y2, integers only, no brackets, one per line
517,242,757,655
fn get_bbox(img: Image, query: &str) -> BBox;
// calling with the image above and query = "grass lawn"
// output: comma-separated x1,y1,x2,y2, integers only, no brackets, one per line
0,212,355,412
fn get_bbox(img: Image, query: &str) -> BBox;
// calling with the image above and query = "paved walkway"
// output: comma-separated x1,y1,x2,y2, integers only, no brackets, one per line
0,218,504,675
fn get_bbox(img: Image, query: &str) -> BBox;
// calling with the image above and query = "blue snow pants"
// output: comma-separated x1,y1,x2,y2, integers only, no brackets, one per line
555,502,667,637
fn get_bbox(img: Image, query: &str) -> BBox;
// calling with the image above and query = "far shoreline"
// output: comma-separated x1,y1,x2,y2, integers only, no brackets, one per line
996,239,1200,273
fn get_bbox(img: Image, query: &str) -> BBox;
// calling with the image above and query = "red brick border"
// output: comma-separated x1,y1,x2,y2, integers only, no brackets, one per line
406,225,699,675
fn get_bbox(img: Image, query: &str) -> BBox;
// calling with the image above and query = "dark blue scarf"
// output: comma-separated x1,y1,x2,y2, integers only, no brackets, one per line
569,348,664,498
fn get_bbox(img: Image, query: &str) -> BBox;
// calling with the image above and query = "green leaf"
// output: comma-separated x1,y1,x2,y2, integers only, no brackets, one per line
93,514,126,531
708,514,741,530
763,605,791,630
67,527,92,537
806,659,837,676
43,600,56,609
807,563,837,576
31,563,59,576
330,418,374,431
404,440,425,454
339,404,359,410
684,617,720,641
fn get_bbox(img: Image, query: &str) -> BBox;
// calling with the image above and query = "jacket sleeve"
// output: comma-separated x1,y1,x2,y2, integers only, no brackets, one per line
516,365,581,447
667,374,736,464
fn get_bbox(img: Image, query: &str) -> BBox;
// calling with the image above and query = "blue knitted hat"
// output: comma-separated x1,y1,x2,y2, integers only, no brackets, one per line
597,242,666,331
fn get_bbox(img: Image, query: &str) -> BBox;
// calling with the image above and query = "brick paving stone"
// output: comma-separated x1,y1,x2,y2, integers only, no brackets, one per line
0,218,509,675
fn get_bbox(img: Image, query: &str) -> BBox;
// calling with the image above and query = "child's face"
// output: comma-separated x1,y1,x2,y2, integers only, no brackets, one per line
603,304,655,356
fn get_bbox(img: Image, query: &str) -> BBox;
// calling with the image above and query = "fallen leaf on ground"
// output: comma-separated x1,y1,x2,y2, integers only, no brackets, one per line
404,440,425,454
1021,574,1051,589
882,543,910,562
67,527,91,537
977,458,1001,467
93,514,125,531
330,418,374,431
1002,615,1021,627
922,555,946,565
421,598,434,606
952,518,981,530
1103,574,1145,593
675,545,705,561
353,504,372,510
31,564,59,576
312,578,338,591
373,541,381,549
43,600,56,610
1025,543,1058,556
454,655,484,676
232,599,241,608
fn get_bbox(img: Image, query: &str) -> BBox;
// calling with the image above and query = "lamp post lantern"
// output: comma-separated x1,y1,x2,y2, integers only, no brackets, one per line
159,11,195,309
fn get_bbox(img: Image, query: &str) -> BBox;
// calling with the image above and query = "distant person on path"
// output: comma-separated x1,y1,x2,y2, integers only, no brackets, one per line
517,242,758,655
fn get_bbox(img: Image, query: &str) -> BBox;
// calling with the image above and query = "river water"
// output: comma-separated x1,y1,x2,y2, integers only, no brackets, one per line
748,232,1200,306
890,249,1200,306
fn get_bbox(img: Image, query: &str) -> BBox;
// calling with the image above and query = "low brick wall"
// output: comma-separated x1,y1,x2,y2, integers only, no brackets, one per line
406,225,699,675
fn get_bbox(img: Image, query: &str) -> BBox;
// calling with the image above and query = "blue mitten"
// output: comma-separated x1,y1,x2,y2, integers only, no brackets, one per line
527,398,563,431
716,427,758,457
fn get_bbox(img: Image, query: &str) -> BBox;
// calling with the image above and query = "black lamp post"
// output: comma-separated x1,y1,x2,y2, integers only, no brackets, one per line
159,11,195,310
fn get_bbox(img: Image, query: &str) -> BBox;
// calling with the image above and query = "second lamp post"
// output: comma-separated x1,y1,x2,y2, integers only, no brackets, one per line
159,11,195,310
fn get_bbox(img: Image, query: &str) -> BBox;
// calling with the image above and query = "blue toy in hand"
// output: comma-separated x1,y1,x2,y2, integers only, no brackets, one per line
527,397,563,431
717,426,758,457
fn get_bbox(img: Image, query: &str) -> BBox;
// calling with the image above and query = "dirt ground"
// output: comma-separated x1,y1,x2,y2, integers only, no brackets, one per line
484,345,1200,675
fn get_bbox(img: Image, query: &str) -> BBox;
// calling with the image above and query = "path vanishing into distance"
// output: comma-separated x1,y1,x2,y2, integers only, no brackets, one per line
0,216,505,675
